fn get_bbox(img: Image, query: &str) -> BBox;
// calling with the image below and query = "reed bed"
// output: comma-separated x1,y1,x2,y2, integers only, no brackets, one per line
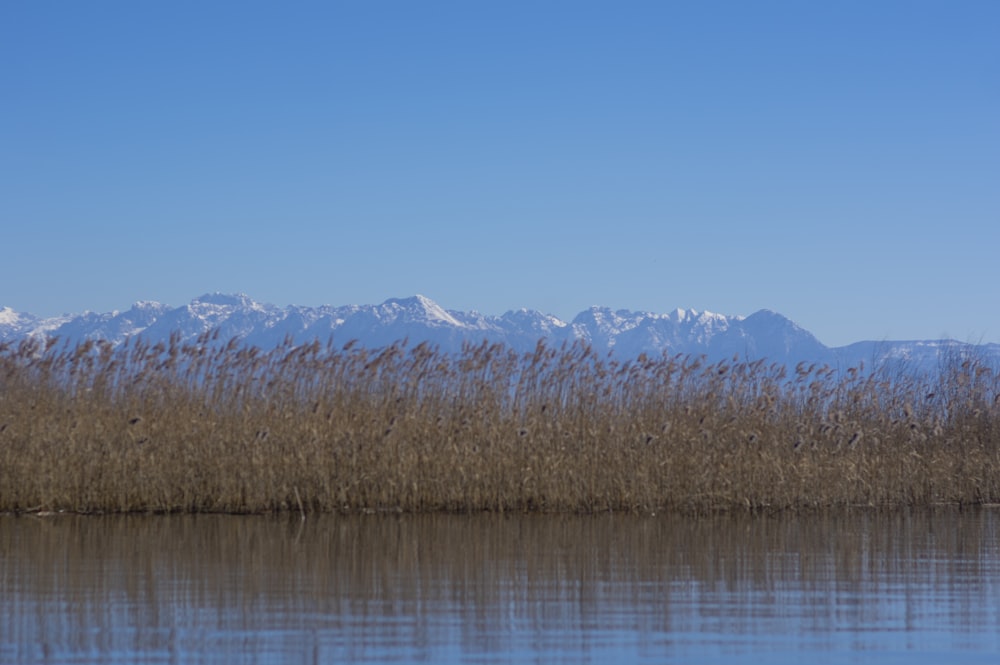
2,333,999,515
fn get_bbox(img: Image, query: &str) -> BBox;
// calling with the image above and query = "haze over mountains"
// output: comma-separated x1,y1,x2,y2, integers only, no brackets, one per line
2,293,996,373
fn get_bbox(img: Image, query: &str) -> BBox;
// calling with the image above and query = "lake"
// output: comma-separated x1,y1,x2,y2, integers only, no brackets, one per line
2,508,999,664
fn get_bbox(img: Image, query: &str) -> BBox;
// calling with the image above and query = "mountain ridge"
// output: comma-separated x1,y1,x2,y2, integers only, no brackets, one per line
2,293,997,373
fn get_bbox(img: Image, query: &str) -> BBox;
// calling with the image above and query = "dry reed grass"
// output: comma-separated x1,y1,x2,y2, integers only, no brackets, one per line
2,333,999,515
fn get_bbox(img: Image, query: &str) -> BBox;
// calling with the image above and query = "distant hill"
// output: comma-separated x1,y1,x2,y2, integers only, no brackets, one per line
3,293,998,373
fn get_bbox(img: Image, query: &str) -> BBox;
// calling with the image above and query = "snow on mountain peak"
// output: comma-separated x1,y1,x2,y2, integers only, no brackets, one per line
131,300,167,312
666,308,730,325
193,292,262,308
381,295,464,328
0,307,19,326
695,309,728,325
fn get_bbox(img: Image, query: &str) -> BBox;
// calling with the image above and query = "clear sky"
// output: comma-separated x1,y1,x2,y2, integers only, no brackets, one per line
2,1,997,347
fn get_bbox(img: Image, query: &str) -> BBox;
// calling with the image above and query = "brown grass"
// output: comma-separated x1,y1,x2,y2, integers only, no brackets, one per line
2,333,999,515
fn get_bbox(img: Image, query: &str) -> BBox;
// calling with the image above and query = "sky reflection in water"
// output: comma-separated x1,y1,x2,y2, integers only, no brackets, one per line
2,509,1000,664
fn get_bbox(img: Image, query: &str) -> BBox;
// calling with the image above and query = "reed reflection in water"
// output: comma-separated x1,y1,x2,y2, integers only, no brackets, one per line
3,509,1000,664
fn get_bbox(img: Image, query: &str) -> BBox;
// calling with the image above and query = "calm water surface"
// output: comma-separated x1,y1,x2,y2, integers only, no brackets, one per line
2,509,999,664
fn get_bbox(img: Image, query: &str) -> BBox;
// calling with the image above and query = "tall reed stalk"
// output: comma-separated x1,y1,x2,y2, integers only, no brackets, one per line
2,334,999,514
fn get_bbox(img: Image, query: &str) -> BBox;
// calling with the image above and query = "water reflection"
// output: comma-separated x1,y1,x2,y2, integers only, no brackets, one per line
2,509,1000,663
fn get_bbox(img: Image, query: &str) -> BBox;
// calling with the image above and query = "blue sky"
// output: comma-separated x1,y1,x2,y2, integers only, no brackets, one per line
2,1,997,347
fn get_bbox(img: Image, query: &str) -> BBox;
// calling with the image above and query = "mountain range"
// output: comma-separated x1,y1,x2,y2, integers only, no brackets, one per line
2,293,997,373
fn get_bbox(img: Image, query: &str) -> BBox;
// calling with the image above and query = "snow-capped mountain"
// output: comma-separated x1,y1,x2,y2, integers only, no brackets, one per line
2,294,998,373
